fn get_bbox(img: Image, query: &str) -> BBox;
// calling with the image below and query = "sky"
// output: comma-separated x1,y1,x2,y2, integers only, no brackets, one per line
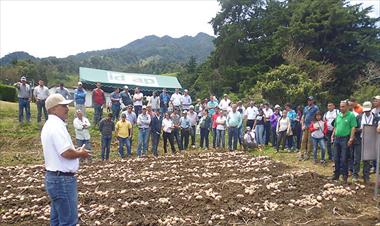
0,0,379,59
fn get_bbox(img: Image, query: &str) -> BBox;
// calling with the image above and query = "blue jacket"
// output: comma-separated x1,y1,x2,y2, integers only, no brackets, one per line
74,88,86,105
151,115,162,135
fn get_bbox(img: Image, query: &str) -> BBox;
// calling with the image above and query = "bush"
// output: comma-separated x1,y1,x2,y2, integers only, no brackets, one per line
0,83,17,102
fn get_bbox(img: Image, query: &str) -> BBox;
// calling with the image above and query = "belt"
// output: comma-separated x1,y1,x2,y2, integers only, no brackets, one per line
139,127,149,130
19,97,29,99
335,136,349,139
46,170,75,176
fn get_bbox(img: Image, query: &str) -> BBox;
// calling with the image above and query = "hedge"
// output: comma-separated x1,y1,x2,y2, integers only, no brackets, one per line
0,84,17,102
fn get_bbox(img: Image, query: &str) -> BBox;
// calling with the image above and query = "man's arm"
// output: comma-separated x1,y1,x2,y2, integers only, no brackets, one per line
61,147,90,159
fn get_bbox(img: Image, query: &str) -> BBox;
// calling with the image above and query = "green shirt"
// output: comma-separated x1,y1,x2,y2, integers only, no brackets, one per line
334,111,357,137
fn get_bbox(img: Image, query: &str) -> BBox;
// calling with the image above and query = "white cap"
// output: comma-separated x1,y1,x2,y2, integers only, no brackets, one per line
184,89,188,92
142,105,147,109
189,105,194,109
124,85,129,89
274,104,281,109
78,81,83,85
362,101,372,111
20,76,26,81
45,94,73,110
183,110,188,114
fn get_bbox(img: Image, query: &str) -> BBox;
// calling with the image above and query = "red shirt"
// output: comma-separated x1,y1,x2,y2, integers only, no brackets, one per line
212,113,220,128
93,88,105,105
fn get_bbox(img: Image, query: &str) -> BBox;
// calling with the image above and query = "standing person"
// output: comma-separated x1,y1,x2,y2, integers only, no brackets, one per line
136,106,151,157
115,113,132,158
285,103,297,151
253,109,266,146
133,87,143,115
181,89,192,111
150,110,162,157
359,101,374,183
323,103,339,161
245,101,259,129
207,95,219,116
121,105,137,147
349,105,364,181
349,97,363,116
74,82,86,116
295,106,303,150
162,112,176,155
216,110,227,149
14,76,32,123
188,106,198,148
120,86,133,109
55,83,70,100
145,105,154,151
99,113,114,161
330,101,357,183
171,108,183,150
300,96,319,160
219,94,231,111
371,96,380,173
170,88,182,110
180,110,191,150
262,103,274,146
227,104,243,151
41,94,90,226
276,110,291,152
199,109,212,150
159,88,170,114
73,110,92,161
194,98,203,118
150,91,160,112
309,111,328,164
33,80,50,123
236,101,245,148
92,82,106,126
211,106,220,149
110,88,121,121
270,108,281,148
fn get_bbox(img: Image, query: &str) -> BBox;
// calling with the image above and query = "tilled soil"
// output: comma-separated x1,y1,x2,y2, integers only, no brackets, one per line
0,151,379,225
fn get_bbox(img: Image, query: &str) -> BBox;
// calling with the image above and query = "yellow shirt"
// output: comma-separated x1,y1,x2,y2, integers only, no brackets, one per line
115,120,132,138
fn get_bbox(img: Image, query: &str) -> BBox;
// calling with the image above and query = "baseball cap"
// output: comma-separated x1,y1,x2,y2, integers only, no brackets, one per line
224,94,228,96
142,105,147,109
124,85,129,89
183,110,187,114
373,95,380,100
246,126,251,130
20,76,26,81
78,81,83,85
184,89,188,92
362,101,372,111
307,96,314,100
274,104,281,109
189,105,194,109
45,94,73,110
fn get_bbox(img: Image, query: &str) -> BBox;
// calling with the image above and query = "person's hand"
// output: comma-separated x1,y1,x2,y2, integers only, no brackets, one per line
331,136,334,144
348,138,354,147
77,145,91,158
302,125,306,130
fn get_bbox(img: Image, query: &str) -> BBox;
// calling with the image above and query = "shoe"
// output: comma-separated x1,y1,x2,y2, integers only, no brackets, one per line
313,159,318,164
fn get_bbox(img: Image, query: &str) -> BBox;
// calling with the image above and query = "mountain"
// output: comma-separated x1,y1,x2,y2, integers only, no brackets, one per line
0,51,37,65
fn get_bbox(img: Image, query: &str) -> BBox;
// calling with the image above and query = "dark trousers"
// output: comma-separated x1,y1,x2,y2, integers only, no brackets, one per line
349,142,361,178
271,127,278,147
151,132,160,156
172,128,183,150
334,136,349,178
134,105,142,116
181,128,190,150
190,125,196,146
163,132,176,154
93,104,103,125
228,127,239,151
101,135,112,160
37,99,48,123
264,121,271,145
294,122,302,149
18,98,31,123
246,120,254,129
212,128,217,148
276,131,287,151
200,127,209,149
326,130,334,160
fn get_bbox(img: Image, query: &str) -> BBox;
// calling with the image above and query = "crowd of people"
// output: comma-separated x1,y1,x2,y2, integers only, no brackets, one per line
14,77,380,184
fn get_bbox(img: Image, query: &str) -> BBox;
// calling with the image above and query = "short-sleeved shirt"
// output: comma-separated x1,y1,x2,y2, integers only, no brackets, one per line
41,114,78,173
115,120,132,138
171,93,182,106
334,111,357,137
34,86,50,100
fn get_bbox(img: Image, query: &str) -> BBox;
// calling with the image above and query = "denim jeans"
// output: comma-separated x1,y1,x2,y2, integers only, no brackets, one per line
216,129,225,148
181,128,190,150
326,130,334,160
111,104,120,121
212,128,217,148
312,137,326,161
93,104,103,125
163,132,176,154
349,142,361,178
238,126,243,146
151,132,160,156
18,98,31,123
200,128,210,149
76,139,92,161
45,172,78,226
228,127,239,151
264,121,271,145
160,106,168,114
255,125,265,145
118,137,131,158
334,136,349,178
101,135,112,160
137,128,149,157
190,125,196,146
37,99,48,123
172,128,183,150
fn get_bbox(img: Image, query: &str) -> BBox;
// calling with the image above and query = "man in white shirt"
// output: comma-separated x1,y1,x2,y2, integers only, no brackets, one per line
181,89,192,111
170,88,182,110
73,110,92,161
41,94,90,226
133,87,144,115
244,101,259,129
33,80,50,123
323,102,339,161
262,103,274,145
218,94,231,111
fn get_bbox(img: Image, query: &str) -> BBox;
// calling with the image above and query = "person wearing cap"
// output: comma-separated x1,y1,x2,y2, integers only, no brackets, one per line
244,101,259,130
73,110,92,161
150,91,160,112
99,113,115,161
92,82,106,126
110,88,121,121
181,89,192,111
179,110,191,150
219,94,231,111
170,88,182,111
211,106,220,149
136,106,151,157
216,109,227,149
115,113,132,158
262,103,273,146
159,88,170,114
323,102,339,161
227,104,243,151
41,94,90,226
188,105,198,148
133,87,144,115
55,83,70,100
360,101,376,182
300,96,319,160
330,100,357,183
243,126,257,150
150,110,162,157
120,85,133,108
74,81,87,117
33,80,50,123
171,108,183,150
14,76,32,123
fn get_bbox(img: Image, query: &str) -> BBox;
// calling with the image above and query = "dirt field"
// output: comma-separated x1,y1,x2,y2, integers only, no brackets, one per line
0,151,379,225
